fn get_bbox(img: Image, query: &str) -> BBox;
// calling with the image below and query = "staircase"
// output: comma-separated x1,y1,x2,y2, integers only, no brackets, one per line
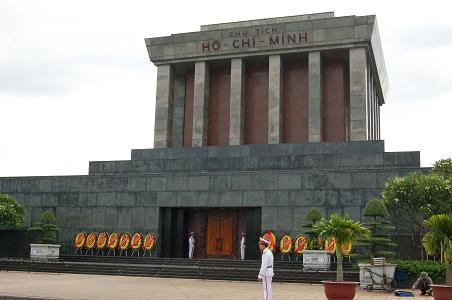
0,255,359,283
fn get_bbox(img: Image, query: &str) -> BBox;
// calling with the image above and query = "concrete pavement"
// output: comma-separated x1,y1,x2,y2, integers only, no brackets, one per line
0,271,432,299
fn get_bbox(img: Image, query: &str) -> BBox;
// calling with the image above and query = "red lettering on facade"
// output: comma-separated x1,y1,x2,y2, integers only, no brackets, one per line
212,41,220,50
287,34,296,44
242,39,250,48
299,32,308,42
269,36,279,45
205,31,307,52
202,42,211,52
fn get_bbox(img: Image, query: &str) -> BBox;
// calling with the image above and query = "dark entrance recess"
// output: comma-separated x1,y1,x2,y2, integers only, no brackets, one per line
0,230,31,258
159,207,261,260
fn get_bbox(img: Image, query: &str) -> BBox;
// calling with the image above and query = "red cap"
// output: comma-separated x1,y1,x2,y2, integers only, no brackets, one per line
259,237,270,245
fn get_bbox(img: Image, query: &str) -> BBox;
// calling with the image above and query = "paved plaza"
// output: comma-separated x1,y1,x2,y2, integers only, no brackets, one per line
0,271,433,299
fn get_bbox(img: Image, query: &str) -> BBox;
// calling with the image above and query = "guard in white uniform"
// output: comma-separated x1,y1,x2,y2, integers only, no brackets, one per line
258,237,274,300
240,233,246,260
188,232,195,259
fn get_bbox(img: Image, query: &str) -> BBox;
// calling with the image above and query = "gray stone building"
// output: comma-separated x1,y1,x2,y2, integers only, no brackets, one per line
0,12,423,259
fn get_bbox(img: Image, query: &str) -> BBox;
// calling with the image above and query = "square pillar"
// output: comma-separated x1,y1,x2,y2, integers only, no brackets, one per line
268,55,283,144
367,70,372,140
172,75,186,147
308,51,322,142
154,64,174,148
349,48,368,141
192,61,209,147
229,58,245,145
376,96,381,139
375,88,379,140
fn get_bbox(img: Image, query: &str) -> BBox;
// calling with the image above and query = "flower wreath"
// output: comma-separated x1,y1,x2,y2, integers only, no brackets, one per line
107,232,120,249
279,235,293,253
325,238,336,253
85,232,97,249
341,240,353,256
74,232,87,249
119,232,131,250
96,232,108,249
142,233,157,251
131,233,143,250
294,235,308,254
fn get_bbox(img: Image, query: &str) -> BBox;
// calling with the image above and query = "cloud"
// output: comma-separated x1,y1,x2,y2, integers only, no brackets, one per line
0,1,151,98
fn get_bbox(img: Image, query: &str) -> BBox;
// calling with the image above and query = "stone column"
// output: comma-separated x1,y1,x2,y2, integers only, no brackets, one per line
154,64,174,148
376,98,381,139
172,75,186,147
373,81,377,140
375,92,380,140
367,71,373,140
229,58,245,145
308,51,322,142
349,48,368,141
268,55,283,144
192,61,210,147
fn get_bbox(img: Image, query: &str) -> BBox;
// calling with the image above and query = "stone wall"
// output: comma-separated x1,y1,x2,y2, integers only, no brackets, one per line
0,141,424,256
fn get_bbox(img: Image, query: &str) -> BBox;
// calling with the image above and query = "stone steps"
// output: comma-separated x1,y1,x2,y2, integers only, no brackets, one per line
59,254,355,270
0,256,359,283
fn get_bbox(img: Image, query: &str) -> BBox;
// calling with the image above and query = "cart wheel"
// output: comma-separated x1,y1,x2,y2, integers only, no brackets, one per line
365,284,373,292
381,278,395,292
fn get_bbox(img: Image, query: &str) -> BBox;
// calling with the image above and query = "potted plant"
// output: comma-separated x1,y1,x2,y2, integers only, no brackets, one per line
28,210,61,259
422,213,452,300
301,208,330,270
314,213,370,300
357,199,397,289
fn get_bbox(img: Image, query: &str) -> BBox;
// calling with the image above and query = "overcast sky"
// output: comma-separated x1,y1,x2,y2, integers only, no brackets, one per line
0,0,451,177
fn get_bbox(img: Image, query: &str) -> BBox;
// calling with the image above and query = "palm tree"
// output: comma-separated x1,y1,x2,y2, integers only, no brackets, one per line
422,214,452,285
314,213,370,281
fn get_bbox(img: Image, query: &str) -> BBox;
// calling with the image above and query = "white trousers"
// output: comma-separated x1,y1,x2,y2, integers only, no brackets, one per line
240,247,245,260
188,245,194,259
261,276,272,300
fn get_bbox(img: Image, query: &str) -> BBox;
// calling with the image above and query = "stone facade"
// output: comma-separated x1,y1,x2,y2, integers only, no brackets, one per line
146,12,388,148
0,141,424,256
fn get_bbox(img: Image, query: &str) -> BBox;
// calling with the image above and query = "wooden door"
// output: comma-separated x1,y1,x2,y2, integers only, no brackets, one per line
206,216,232,256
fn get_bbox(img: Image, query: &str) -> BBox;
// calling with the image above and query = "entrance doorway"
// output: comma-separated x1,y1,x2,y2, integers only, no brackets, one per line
159,207,261,260
206,215,233,257
187,208,240,259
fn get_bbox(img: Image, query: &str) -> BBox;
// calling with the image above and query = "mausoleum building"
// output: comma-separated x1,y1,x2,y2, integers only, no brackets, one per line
0,13,423,259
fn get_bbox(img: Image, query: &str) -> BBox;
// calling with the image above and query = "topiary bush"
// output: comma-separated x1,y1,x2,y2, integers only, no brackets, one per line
28,210,60,244
364,199,389,217
302,208,323,250
357,199,397,259
306,208,322,223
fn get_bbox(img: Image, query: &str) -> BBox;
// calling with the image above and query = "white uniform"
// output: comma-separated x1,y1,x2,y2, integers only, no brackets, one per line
188,235,195,259
258,248,274,300
240,236,246,260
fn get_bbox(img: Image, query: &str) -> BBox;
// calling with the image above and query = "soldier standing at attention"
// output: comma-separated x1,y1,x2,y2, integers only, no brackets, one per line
188,232,195,259
240,232,246,260
258,237,274,300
